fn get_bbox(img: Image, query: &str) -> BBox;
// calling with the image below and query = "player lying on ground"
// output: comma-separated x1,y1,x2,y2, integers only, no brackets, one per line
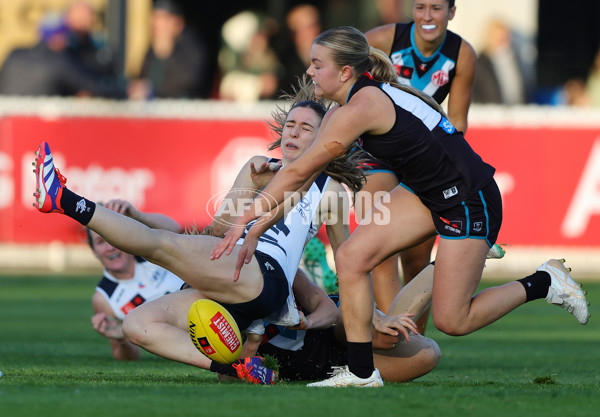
86,199,184,360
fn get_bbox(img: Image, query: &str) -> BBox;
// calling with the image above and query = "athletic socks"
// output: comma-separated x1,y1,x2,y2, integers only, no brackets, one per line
60,188,96,225
346,341,375,378
210,360,239,378
517,271,551,302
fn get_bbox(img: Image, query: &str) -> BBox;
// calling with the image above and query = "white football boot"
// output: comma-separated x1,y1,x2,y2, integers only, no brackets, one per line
307,366,383,387
538,259,590,325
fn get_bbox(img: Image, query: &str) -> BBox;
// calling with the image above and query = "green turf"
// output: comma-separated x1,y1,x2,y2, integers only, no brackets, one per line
1,274,599,417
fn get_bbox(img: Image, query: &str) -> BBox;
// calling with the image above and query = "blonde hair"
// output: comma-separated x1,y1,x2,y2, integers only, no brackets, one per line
314,26,448,118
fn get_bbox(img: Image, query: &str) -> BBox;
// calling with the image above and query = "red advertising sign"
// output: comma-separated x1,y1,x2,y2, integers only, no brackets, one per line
1,115,599,248
467,127,600,246
0,116,276,243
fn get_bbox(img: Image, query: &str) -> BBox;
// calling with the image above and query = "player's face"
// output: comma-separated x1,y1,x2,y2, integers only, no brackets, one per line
90,230,136,276
280,106,322,163
307,44,343,102
413,0,456,43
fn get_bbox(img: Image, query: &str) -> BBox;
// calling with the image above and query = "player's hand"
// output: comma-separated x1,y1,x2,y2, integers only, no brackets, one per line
286,311,308,331
373,312,418,342
210,225,245,261
91,313,125,340
250,161,281,190
371,328,400,350
104,199,141,221
233,234,258,281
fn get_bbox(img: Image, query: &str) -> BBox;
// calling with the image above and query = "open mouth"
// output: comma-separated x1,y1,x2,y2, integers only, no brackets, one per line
421,24,437,31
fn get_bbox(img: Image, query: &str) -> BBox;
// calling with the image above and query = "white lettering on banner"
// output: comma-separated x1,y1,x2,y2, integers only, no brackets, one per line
0,152,14,209
67,165,155,206
21,153,155,209
562,139,600,238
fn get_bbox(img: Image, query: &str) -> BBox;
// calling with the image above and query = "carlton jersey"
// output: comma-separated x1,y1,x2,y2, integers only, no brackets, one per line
237,169,331,325
349,74,495,212
389,22,462,104
95,259,185,320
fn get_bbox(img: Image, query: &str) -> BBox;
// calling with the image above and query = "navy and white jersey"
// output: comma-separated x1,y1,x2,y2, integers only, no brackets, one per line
237,169,331,326
389,22,462,104
95,259,185,320
348,74,495,212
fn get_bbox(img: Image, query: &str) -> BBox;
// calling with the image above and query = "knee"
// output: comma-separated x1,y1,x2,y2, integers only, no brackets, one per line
122,309,147,346
424,338,442,370
432,314,470,336
335,241,374,277
411,337,442,377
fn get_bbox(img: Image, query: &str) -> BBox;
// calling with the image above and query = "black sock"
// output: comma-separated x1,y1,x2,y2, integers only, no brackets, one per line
60,188,96,225
346,341,374,378
210,360,240,378
517,271,551,302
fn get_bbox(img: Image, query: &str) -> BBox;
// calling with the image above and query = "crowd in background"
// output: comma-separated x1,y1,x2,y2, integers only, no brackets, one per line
0,0,598,107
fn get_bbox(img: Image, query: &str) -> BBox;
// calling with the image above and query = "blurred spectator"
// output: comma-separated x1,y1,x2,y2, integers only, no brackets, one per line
275,4,322,96
472,19,529,105
217,10,281,102
65,1,122,95
587,47,600,107
0,13,113,97
374,0,409,25
559,78,591,107
128,0,212,100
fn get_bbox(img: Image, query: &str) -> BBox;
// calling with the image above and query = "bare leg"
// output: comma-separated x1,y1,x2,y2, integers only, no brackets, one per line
335,186,436,343
387,263,434,322
87,205,264,305
354,172,402,313
432,238,527,335
399,236,435,334
356,172,435,336
122,288,211,369
374,334,441,382
374,263,440,382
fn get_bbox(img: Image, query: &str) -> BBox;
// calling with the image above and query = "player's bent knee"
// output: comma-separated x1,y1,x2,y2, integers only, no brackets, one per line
432,315,470,336
425,338,442,370
122,310,147,347
379,337,442,382
409,337,442,378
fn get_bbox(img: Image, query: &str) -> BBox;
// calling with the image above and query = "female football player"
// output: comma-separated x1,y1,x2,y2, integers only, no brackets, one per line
211,26,589,387
359,0,477,331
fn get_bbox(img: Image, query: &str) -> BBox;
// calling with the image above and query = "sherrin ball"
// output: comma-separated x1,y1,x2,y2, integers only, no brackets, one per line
188,299,242,364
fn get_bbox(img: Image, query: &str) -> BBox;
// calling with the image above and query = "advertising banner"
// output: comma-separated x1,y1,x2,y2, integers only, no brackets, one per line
1,115,599,248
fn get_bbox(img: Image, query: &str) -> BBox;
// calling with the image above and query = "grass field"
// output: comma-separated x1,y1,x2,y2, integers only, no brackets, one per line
1,273,599,417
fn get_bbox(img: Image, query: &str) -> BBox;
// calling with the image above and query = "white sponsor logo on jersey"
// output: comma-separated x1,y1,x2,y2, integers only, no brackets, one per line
443,186,458,199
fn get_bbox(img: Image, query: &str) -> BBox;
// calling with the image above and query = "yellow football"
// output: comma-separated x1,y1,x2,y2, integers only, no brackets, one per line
188,299,242,364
